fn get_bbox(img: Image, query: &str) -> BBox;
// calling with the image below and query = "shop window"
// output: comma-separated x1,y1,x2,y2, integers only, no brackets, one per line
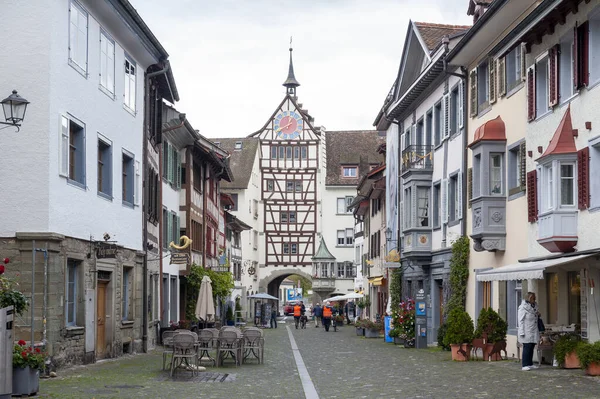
546,273,559,324
568,271,581,326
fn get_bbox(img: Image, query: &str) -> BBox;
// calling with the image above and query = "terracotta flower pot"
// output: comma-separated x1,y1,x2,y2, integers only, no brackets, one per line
563,351,581,369
450,344,472,361
585,362,600,376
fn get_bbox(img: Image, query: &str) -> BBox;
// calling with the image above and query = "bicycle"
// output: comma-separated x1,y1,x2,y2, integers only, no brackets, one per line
332,316,337,332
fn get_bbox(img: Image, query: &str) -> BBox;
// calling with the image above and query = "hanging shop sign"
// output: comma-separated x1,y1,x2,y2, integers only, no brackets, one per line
170,253,190,265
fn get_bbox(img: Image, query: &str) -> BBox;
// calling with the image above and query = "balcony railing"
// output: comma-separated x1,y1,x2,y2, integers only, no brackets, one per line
401,145,433,173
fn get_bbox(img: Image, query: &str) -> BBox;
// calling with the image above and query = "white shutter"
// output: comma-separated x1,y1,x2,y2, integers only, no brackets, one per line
457,172,463,220
59,115,69,177
489,58,497,104
134,160,140,206
442,178,448,224
443,94,450,139
498,56,507,97
520,42,527,81
469,68,478,117
458,80,465,130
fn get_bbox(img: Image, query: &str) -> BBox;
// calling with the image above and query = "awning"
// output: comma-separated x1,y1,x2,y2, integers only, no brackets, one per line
476,254,594,282
368,276,384,286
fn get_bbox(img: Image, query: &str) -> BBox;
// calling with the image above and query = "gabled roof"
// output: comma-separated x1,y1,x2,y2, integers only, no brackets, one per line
413,22,471,53
539,105,577,159
325,131,386,186
312,237,336,261
247,94,319,138
211,138,259,189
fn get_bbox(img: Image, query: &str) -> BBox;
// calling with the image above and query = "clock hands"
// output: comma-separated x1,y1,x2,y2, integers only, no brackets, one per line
275,117,294,134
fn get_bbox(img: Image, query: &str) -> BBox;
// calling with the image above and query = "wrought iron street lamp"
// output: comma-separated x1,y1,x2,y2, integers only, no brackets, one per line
1,90,29,130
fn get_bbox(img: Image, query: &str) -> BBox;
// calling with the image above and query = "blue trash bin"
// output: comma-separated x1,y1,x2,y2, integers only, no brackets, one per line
384,316,393,343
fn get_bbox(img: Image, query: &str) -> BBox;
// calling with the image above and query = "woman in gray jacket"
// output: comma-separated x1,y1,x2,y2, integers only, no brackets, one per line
518,292,540,371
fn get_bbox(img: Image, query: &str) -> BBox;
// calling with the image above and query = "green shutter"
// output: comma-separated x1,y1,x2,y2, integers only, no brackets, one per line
176,215,180,242
168,143,174,184
163,142,169,179
167,212,173,247
176,152,182,189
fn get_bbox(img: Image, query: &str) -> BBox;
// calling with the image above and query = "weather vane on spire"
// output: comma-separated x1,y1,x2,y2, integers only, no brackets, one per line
283,36,300,97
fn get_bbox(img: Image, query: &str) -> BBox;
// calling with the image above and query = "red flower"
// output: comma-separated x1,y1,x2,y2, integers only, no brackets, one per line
18,340,26,346
35,348,41,353
21,351,27,358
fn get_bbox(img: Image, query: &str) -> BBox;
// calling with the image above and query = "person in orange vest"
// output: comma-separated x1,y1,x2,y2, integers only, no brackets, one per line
293,303,302,329
322,303,333,332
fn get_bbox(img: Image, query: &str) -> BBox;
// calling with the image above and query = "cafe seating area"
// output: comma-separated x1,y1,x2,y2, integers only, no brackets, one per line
161,326,265,377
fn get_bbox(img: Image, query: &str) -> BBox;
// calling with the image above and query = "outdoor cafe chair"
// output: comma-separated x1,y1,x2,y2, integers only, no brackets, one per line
170,331,199,377
161,330,177,370
242,328,264,364
197,329,217,366
217,329,243,367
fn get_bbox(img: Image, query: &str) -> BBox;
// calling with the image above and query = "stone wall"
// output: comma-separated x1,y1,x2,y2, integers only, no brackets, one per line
0,232,146,369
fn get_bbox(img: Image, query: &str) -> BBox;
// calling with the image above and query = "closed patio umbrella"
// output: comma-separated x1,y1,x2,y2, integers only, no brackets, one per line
195,276,215,327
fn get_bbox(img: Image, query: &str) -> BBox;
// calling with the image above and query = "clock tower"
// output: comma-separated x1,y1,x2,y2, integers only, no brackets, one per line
282,44,300,98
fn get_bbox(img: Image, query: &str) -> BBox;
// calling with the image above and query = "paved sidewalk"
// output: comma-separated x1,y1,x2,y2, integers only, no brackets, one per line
37,323,600,398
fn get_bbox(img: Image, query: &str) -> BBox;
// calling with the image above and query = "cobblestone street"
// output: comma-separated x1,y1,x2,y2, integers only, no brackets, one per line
37,321,600,399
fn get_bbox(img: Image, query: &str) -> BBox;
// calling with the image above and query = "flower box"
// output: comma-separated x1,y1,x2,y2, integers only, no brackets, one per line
365,328,380,338
355,327,365,336
12,366,39,396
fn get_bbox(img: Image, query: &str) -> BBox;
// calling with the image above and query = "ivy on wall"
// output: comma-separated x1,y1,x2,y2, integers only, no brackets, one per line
444,236,470,320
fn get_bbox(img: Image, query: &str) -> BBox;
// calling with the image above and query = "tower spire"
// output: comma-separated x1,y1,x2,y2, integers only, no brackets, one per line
283,37,300,97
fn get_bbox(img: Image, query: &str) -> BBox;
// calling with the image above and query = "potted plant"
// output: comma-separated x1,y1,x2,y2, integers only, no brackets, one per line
553,333,583,369
363,320,383,338
13,340,47,396
443,308,474,361
388,327,403,345
474,308,507,361
397,299,416,348
354,319,366,336
576,341,600,376
334,314,345,327
437,323,450,351
225,306,235,326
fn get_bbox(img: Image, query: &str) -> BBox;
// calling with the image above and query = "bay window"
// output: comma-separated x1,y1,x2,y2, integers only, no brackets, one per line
417,187,430,227
490,153,503,195
540,159,577,212
560,164,575,206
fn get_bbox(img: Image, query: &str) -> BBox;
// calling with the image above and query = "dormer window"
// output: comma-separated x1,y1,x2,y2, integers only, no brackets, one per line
342,166,357,178
234,141,242,150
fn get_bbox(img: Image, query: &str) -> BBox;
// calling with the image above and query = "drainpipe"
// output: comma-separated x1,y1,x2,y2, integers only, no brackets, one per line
442,37,469,237
141,63,172,352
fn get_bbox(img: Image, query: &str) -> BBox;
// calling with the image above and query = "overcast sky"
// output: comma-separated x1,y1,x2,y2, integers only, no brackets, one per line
132,0,472,138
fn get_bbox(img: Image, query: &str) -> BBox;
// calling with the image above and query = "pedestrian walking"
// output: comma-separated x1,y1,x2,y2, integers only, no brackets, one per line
322,303,333,332
293,303,302,329
518,292,541,371
313,303,322,327
270,307,277,329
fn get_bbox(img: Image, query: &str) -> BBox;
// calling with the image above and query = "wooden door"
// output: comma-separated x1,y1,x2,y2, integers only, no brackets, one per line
96,281,107,358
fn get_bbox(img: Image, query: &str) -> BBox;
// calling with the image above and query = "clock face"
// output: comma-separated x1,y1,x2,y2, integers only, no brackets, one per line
274,111,303,140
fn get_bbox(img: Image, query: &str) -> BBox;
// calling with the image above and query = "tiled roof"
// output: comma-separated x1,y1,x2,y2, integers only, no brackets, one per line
325,130,386,186
467,0,495,17
211,137,259,189
540,105,577,159
414,22,471,53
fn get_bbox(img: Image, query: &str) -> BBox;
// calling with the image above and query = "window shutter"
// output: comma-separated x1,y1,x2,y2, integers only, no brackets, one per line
470,68,477,117
163,141,169,179
134,160,140,206
578,147,589,210
457,172,463,220
581,22,590,87
443,93,450,139
498,56,507,97
59,115,69,177
411,124,416,147
176,215,180,241
527,66,536,122
549,45,559,107
442,178,448,224
519,141,527,188
573,25,579,91
467,167,473,209
167,210,173,247
526,170,538,222
176,151,182,189
167,143,174,184
489,58,497,104
520,43,527,81
458,79,465,129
